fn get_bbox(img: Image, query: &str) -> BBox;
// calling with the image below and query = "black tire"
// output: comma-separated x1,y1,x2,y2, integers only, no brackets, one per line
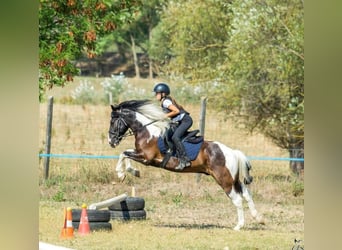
72,222,112,231
110,209,146,220
108,197,145,211
72,209,110,222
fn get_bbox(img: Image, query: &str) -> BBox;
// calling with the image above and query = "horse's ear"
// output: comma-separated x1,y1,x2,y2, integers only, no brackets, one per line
111,104,119,111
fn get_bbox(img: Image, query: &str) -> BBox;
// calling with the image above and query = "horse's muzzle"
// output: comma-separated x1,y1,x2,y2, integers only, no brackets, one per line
108,135,117,148
109,141,117,148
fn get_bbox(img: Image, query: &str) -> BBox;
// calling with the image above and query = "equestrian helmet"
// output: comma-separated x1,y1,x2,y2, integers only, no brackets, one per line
153,83,170,95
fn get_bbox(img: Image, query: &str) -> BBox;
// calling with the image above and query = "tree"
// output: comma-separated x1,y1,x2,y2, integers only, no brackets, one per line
151,0,304,174
221,0,304,174
149,0,230,81
104,0,165,78
39,0,141,101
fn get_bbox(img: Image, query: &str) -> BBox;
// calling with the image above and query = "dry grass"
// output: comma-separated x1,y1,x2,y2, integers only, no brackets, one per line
39,78,303,249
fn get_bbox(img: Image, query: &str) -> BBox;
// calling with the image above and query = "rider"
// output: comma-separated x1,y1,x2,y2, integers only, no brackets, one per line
153,82,193,170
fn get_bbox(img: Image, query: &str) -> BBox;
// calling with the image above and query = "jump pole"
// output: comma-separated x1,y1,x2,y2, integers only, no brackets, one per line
88,193,128,210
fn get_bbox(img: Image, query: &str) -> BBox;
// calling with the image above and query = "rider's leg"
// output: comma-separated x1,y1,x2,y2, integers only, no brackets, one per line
172,115,193,170
173,138,191,170
163,126,174,153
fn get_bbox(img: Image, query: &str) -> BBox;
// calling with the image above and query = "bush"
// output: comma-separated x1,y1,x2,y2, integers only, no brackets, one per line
71,80,97,104
100,73,126,104
64,76,209,105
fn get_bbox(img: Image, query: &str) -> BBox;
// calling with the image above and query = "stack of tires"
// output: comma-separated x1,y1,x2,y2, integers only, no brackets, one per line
72,209,112,231
108,197,146,221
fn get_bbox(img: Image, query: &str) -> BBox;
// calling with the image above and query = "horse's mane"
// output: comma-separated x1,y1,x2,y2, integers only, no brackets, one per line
116,100,170,135
115,99,151,112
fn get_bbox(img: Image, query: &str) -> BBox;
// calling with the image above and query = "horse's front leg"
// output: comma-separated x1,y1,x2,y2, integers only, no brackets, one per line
115,149,141,181
124,150,153,165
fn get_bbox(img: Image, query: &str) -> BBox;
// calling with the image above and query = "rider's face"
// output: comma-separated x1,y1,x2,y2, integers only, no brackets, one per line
155,92,162,101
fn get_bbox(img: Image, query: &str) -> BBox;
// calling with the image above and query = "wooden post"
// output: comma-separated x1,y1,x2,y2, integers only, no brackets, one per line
44,96,54,179
108,92,113,105
196,97,207,183
199,96,207,136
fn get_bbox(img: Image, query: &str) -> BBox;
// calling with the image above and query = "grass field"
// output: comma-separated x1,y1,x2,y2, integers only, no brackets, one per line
39,77,304,249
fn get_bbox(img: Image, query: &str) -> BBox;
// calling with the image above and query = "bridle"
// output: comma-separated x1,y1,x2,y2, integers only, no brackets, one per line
108,111,160,143
108,116,133,143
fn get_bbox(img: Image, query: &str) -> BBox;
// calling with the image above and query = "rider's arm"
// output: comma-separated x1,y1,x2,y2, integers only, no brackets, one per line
165,103,180,118
162,99,180,118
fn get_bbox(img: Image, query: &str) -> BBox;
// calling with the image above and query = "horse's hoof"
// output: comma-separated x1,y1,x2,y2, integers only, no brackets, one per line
133,170,140,177
256,215,265,225
244,176,253,185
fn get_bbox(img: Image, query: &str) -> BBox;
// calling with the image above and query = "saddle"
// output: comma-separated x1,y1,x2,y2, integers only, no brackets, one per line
182,129,204,143
158,128,204,168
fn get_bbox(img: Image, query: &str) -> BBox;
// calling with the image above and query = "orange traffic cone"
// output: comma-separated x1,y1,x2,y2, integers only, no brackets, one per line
60,207,74,239
78,204,90,235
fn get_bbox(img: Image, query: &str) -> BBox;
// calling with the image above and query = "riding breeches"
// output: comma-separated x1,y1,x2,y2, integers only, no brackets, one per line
171,114,193,144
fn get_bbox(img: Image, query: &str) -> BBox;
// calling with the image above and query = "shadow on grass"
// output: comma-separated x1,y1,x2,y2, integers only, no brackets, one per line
153,222,266,231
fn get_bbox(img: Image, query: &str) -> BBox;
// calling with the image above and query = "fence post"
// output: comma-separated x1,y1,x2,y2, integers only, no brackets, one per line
196,96,207,183
44,96,54,179
199,96,207,136
108,92,113,105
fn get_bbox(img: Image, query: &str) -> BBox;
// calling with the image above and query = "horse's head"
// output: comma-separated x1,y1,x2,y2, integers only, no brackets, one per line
108,105,130,148
108,100,170,148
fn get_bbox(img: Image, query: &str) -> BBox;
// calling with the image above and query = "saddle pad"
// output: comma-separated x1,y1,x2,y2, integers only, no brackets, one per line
157,137,203,161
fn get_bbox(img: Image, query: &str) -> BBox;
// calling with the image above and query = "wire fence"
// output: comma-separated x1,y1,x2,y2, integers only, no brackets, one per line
39,99,303,178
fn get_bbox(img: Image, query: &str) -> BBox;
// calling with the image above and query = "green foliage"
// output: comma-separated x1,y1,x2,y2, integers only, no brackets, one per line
151,0,304,173
39,0,142,102
151,0,230,81
292,179,304,197
43,175,66,188
52,186,65,202
172,192,183,206
221,0,304,152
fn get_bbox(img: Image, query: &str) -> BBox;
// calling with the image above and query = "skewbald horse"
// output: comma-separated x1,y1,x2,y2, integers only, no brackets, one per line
108,99,263,230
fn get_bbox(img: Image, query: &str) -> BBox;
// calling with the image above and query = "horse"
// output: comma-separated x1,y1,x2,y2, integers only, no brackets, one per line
108,99,263,230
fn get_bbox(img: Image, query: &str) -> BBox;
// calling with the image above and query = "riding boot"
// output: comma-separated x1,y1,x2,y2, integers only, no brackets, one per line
174,140,191,170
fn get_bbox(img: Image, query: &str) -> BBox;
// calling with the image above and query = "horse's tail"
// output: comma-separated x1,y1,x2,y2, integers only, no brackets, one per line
234,150,253,185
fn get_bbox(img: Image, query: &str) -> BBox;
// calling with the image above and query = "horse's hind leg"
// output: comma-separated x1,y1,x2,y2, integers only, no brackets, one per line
210,165,245,230
241,184,264,224
226,188,245,231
